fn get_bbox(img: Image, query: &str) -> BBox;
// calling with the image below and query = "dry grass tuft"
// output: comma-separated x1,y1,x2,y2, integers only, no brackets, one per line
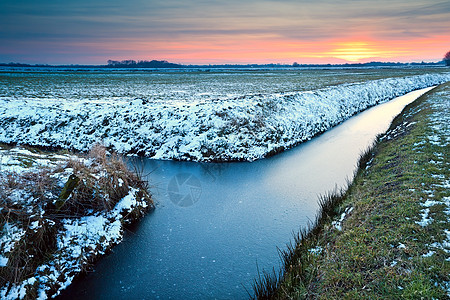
53,143,151,217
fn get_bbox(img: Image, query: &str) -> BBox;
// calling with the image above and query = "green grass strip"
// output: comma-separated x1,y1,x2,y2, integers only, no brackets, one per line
255,82,450,299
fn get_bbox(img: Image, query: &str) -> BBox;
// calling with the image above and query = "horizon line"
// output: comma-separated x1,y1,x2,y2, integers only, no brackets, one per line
0,60,446,67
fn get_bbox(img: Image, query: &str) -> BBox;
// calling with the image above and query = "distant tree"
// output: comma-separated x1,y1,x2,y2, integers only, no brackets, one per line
292,62,299,67
444,51,450,66
107,60,120,66
105,59,182,68
121,60,137,65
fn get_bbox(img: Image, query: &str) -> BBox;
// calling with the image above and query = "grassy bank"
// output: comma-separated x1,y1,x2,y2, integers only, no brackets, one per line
0,144,153,299
255,82,450,299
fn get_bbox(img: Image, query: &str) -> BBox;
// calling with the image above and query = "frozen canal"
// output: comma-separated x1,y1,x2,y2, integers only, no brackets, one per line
60,87,433,299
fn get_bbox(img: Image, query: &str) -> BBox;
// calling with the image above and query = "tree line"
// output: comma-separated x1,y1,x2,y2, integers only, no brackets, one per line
1,51,449,68
106,59,182,68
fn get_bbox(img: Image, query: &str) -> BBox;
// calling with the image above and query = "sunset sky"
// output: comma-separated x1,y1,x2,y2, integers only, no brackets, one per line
0,0,449,65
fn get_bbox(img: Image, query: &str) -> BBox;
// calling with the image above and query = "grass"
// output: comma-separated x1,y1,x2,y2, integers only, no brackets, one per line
0,143,153,298
253,82,450,299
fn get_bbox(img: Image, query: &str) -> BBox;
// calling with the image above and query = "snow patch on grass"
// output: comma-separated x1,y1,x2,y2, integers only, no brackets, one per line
332,207,354,231
415,209,432,226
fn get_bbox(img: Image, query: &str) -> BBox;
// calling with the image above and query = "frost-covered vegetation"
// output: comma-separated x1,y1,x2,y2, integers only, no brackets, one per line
0,144,153,299
0,70,449,161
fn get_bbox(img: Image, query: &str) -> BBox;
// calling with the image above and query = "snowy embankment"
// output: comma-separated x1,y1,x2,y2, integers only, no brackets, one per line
0,145,152,299
1,73,449,162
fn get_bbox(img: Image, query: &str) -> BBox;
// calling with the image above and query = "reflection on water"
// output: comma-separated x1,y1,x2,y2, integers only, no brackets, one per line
61,87,433,299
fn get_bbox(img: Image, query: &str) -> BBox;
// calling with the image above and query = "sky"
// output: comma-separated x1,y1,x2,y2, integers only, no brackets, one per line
0,0,449,65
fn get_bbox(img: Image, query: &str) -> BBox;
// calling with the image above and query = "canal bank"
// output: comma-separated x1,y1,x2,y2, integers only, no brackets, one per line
0,144,153,299
260,82,450,299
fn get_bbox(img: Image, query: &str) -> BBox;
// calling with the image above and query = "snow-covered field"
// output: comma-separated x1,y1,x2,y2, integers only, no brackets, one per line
1,67,446,103
1,71,449,161
0,146,152,299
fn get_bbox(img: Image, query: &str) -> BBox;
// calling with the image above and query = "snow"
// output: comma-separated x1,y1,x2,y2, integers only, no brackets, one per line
416,208,432,227
113,188,143,213
422,251,435,258
0,278,36,300
0,255,8,267
422,200,440,207
1,73,449,161
308,246,323,255
0,223,26,253
332,207,353,231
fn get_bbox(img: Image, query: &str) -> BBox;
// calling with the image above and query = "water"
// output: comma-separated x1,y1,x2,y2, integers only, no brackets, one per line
60,87,433,299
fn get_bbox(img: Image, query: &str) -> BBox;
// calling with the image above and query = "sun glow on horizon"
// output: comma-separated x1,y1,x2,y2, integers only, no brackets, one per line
324,41,411,62
115,35,446,65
